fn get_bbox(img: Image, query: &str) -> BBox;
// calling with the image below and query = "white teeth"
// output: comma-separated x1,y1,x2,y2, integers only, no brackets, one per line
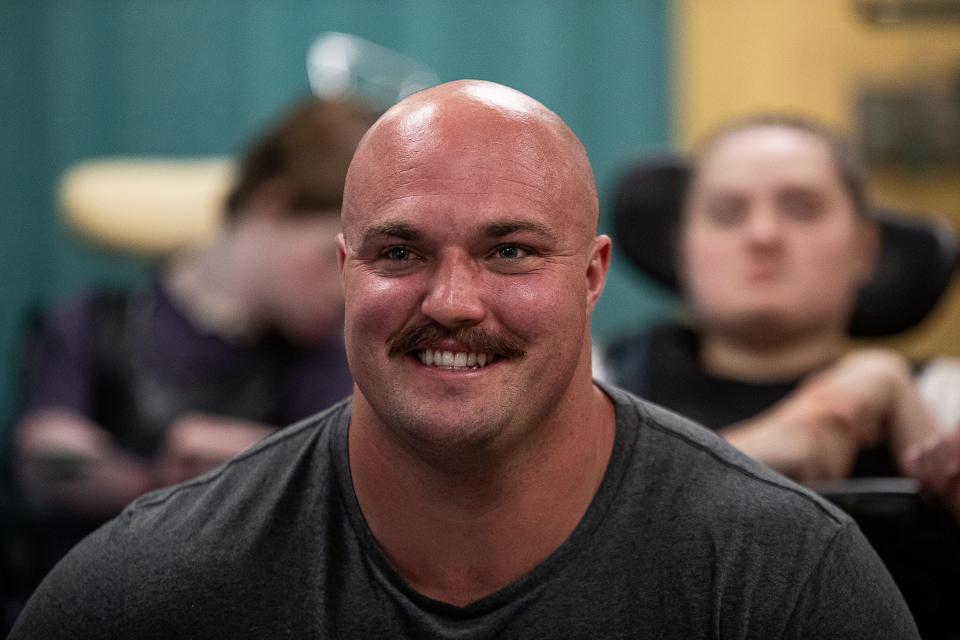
417,350,495,369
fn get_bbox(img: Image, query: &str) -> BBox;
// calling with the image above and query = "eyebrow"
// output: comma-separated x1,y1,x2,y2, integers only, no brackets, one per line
358,218,559,248
483,220,558,242
361,222,421,246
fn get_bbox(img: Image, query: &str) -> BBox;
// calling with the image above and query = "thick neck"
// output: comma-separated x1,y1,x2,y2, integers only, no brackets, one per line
347,372,615,607
699,326,844,383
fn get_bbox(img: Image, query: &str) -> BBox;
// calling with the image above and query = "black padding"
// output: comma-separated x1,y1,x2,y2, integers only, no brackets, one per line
611,158,688,291
610,155,959,337
852,211,958,336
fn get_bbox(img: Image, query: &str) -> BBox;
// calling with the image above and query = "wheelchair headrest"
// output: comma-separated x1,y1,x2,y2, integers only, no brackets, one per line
611,155,959,337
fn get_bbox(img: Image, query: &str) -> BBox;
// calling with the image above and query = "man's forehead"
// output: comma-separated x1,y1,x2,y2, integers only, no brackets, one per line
343,80,598,237
361,83,578,173
369,142,562,201
347,178,574,248
368,110,565,177
349,120,567,222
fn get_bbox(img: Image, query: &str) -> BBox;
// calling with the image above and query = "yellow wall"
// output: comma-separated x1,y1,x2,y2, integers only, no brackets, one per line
676,0,960,357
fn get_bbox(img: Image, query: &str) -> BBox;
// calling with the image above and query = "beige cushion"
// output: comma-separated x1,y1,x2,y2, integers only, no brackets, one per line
58,157,234,256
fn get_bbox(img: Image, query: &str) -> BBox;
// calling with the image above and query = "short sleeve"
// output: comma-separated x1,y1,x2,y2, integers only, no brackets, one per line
782,522,920,639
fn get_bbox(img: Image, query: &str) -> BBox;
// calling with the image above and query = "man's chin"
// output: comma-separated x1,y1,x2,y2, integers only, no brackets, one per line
367,390,515,454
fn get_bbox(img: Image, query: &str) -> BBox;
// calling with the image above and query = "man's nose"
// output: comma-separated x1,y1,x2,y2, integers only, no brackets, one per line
420,252,486,328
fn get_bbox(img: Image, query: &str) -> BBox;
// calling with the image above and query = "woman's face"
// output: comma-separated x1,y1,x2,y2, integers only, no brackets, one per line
679,125,876,344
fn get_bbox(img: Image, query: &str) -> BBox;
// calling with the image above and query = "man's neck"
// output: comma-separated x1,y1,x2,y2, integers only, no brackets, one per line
347,382,616,606
700,327,844,383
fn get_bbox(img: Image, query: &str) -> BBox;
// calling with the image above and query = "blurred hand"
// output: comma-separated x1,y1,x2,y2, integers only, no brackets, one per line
902,430,960,522
725,389,861,483
15,409,156,516
155,413,275,486
725,349,937,484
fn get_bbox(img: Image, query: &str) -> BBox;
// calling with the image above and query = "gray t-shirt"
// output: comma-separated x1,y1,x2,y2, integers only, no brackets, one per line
10,385,919,639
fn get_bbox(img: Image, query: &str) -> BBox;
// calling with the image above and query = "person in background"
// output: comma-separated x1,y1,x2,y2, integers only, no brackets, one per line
604,115,960,517
10,96,375,551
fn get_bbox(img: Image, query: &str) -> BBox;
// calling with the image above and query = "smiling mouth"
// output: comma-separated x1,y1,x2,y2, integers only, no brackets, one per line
414,348,501,369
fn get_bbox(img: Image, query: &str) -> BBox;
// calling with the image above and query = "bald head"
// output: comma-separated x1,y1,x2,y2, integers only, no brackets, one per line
336,80,612,463
342,80,598,246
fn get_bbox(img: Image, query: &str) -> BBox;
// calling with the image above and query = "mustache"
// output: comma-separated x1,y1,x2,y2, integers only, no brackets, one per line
388,323,526,360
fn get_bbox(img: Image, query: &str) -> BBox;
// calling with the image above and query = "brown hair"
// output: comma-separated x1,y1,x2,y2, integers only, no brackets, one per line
691,114,869,216
224,97,377,220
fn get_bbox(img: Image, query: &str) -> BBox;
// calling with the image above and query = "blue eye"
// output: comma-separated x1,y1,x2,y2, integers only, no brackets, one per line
495,245,529,259
384,246,412,261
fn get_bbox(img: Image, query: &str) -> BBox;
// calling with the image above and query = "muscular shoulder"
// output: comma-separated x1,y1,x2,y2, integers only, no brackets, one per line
128,399,348,537
599,385,920,638
605,383,851,537
10,400,352,637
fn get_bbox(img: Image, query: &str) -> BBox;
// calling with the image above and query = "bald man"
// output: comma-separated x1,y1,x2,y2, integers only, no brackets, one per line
10,81,917,639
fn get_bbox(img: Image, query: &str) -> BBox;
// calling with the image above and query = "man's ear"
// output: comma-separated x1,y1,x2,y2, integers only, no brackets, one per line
337,233,348,276
586,235,612,312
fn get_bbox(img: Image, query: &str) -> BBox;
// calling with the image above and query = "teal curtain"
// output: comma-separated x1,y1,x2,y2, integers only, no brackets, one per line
0,0,676,430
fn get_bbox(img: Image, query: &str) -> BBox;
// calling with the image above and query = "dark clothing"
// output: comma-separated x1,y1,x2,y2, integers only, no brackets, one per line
11,385,918,639
6,278,353,621
605,325,897,476
19,279,352,453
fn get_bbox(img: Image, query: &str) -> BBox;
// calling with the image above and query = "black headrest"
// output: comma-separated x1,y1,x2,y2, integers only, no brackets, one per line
611,156,959,337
